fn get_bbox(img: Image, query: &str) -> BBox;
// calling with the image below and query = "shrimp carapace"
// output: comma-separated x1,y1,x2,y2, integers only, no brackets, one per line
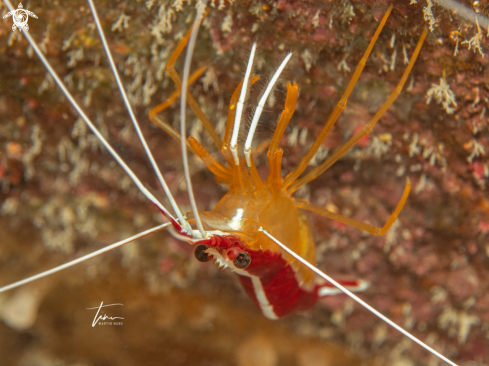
149,5,427,319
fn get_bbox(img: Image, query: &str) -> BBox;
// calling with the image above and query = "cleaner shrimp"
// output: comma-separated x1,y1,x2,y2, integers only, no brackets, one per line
0,1,482,365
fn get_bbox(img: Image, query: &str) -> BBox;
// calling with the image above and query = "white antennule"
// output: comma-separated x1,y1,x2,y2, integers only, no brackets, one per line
244,53,292,167
258,227,459,366
0,224,170,293
230,43,257,166
87,0,192,236
179,1,208,238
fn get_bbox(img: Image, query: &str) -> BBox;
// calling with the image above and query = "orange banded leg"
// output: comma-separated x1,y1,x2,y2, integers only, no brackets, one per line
268,82,299,158
284,5,393,189
187,137,232,184
166,27,222,150
263,82,299,192
293,178,411,236
149,67,232,181
149,66,207,143
288,28,428,194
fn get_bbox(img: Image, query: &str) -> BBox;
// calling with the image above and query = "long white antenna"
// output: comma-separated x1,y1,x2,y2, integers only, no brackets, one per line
230,43,257,166
0,224,170,293
259,227,458,366
1,0,183,234
87,0,191,235
244,53,292,167
179,1,207,238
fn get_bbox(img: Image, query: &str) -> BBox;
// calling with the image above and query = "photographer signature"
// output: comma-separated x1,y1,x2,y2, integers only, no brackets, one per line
87,301,124,327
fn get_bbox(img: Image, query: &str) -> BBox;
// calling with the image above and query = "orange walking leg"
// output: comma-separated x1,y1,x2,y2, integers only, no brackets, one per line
166,27,222,150
288,28,427,194
268,82,299,158
264,82,298,192
293,177,410,235
284,4,393,189
187,137,232,183
148,66,207,144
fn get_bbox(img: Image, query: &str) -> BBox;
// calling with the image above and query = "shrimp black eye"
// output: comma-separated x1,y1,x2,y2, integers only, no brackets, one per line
194,245,210,262
234,252,251,269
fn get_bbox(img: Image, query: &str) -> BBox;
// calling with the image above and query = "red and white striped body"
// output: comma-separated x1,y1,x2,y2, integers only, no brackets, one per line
197,209,367,319
236,249,317,319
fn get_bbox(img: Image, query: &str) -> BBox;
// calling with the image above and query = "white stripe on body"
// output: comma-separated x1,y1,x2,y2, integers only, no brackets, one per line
250,276,278,320
204,247,279,319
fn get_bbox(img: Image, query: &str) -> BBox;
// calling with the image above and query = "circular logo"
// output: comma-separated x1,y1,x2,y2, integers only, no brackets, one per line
3,3,38,32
